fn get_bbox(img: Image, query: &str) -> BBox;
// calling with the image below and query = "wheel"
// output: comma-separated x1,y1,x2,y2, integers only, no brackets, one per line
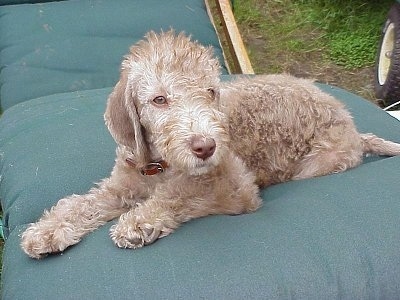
374,3,400,106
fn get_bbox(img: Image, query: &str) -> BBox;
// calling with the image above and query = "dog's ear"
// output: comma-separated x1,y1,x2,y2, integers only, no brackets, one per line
104,68,150,166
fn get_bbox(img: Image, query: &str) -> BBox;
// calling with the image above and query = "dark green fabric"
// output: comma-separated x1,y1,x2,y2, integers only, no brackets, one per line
0,0,228,111
0,88,115,236
1,80,400,299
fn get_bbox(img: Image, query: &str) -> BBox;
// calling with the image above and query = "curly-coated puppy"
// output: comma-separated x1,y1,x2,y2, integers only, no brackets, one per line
21,31,400,259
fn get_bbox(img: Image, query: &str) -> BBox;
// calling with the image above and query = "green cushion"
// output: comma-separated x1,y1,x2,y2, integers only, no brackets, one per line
0,88,115,235
0,0,228,111
1,79,400,298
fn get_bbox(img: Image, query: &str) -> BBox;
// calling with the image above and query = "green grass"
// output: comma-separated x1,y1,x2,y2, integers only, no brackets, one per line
234,0,393,70
304,0,393,69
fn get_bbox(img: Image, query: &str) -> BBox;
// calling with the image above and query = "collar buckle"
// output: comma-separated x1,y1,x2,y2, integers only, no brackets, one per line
125,157,169,176
140,161,166,176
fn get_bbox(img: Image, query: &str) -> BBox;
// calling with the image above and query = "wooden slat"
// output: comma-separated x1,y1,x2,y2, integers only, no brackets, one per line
208,0,254,74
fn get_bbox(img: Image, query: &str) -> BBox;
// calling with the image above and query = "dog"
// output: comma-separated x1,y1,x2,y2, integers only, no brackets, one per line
20,30,400,259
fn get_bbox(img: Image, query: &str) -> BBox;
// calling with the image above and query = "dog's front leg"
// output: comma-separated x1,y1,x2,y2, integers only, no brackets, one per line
109,163,263,249
20,179,130,259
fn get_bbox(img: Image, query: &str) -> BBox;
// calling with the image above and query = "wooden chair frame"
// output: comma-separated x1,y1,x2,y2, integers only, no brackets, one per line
206,0,254,74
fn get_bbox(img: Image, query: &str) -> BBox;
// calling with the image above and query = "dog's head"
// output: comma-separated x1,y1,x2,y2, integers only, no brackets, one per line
104,30,229,175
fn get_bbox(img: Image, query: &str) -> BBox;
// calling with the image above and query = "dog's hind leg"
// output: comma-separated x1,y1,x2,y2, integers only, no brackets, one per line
292,147,363,180
293,131,400,181
292,125,365,180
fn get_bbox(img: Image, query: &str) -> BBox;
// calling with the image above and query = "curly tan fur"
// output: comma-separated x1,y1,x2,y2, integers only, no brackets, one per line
21,30,400,259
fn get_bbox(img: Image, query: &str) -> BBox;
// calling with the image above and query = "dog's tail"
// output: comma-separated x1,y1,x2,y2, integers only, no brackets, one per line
361,133,400,156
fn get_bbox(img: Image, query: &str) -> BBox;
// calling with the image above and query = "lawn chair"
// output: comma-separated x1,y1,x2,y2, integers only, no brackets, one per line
1,0,399,298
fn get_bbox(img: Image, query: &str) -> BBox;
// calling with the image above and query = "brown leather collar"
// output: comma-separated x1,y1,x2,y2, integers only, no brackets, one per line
125,157,168,176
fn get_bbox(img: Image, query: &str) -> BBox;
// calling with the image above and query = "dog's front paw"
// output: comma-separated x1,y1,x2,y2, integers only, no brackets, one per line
109,222,160,249
110,210,176,249
21,222,80,259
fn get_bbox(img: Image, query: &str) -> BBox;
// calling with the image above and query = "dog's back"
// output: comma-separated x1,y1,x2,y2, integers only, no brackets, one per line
220,74,400,186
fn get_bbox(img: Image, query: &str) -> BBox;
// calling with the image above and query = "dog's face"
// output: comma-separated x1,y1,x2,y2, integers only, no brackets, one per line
105,31,229,175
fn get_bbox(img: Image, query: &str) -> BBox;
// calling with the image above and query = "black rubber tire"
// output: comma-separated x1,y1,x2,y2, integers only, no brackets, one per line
374,3,400,106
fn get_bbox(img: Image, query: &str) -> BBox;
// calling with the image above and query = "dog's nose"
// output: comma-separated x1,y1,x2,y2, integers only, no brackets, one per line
190,136,216,160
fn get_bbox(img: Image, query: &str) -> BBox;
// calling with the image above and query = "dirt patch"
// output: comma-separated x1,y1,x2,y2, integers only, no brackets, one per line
241,28,382,106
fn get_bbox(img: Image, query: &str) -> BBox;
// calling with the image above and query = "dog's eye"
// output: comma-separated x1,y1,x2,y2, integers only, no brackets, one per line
152,96,167,106
207,88,216,99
